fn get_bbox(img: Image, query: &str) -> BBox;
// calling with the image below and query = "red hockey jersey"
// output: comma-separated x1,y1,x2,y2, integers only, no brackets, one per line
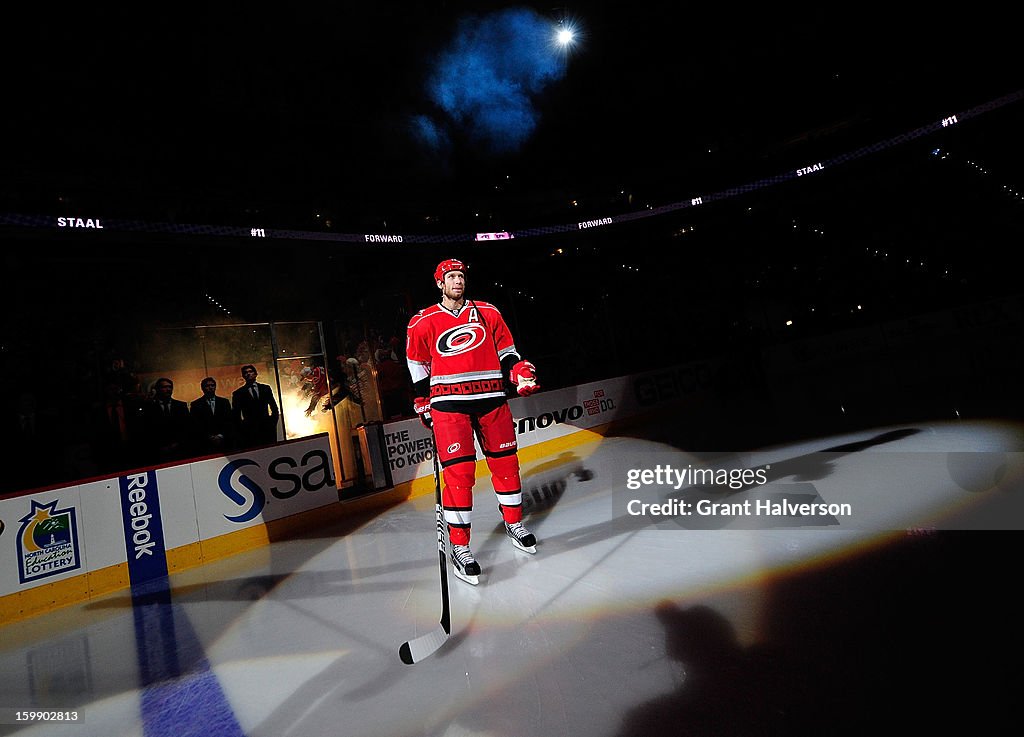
406,300,521,412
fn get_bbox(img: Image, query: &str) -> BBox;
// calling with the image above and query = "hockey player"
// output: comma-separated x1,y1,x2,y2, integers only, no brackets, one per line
406,259,540,584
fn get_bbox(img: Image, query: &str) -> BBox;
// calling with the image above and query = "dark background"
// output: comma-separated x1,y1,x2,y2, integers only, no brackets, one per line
0,7,1021,731
1,4,1020,226
1,3,1022,488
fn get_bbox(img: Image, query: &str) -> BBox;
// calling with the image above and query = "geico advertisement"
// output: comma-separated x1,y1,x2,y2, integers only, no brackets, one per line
191,434,336,539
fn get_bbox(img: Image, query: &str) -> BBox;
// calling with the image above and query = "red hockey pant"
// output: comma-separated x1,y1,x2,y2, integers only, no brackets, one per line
431,403,522,546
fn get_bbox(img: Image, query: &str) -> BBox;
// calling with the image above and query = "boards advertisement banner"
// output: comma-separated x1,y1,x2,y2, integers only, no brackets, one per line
0,434,335,602
380,363,715,486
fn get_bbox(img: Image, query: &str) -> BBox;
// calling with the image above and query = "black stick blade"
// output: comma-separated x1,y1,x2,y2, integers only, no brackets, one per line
399,624,450,665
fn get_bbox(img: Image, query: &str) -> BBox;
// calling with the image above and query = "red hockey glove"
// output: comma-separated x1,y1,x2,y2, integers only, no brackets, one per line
414,396,432,428
510,360,539,397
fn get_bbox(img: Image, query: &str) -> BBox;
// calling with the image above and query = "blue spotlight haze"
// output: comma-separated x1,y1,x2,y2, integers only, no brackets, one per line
412,114,451,156
425,7,566,155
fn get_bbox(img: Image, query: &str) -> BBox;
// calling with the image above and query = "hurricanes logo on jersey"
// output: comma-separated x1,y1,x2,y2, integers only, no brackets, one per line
436,324,487,356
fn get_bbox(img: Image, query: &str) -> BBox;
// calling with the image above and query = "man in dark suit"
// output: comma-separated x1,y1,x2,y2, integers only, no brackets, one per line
190,376,234,454
142,377,191,463
232,364,280,448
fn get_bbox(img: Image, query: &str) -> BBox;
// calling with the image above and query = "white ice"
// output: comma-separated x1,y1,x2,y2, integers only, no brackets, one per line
2,419,1022,737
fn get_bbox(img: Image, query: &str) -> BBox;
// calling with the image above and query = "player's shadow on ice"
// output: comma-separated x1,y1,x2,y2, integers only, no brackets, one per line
716,427,922,490
467,452,594,585
522,453,591,511
542,427,921,543
658,427,922,527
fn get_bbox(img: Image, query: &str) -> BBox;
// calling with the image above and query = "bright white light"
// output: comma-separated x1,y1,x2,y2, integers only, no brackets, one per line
553,17,581,51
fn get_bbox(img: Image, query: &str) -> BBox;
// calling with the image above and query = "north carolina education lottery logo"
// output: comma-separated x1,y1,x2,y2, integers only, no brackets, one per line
17,500,82,584
435,324,487,356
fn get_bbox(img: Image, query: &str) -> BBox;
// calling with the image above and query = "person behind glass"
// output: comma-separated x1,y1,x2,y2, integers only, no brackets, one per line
190,376,233,454
142,377,191,463
232,364,280,448
92,374,143,473
406,258,541,585
375,348,408,420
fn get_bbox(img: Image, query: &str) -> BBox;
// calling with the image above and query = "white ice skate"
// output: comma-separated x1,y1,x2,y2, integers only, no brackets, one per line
450,544,481,585
505,521,537,554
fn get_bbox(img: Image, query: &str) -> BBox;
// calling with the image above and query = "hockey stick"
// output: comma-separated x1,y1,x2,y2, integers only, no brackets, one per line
399,432,451,664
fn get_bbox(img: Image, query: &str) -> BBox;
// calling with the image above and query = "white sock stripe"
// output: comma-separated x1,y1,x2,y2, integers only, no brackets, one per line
444,509,472,526
496,491,522,505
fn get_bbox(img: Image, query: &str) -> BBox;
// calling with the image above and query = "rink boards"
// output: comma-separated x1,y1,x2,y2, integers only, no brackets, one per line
0,435,340,623
0,362,713,624
379,362,709,486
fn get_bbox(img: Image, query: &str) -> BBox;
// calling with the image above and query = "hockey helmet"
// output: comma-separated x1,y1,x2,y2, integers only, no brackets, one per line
434,258,465,283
